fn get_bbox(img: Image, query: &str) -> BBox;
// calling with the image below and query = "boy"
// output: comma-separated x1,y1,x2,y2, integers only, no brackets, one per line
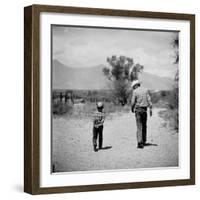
92,102,105,152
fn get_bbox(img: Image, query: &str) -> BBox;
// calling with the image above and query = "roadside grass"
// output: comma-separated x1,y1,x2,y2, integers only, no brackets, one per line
53,89,178,131
53,102,131,120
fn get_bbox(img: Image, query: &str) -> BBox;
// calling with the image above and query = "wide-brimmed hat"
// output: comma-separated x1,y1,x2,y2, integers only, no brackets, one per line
131,80,140,88
97,102,104,108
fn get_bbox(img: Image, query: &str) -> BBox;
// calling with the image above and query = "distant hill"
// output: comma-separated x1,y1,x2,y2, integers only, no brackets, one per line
139,72,173,91
52,60,110,90
52,59,174,90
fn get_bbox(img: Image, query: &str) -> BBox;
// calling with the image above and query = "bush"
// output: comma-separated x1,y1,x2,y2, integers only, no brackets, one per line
159,108,178,131
167,88,178,110
53,103,73,115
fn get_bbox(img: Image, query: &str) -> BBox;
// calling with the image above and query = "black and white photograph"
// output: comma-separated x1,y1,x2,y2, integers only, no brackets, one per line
51,25,179,173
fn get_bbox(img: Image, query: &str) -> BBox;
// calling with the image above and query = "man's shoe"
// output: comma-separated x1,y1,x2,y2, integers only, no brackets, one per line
137,143,144,149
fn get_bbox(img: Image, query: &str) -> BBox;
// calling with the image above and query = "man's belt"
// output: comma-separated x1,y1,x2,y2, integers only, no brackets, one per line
135,107,147,112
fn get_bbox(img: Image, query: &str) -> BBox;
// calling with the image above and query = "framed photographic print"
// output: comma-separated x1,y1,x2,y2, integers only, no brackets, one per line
24,4,195,194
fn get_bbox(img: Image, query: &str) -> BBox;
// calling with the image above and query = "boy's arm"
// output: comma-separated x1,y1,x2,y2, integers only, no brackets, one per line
98,113,105,126
93,113,97,125
93,112,105,127
101,113,106,123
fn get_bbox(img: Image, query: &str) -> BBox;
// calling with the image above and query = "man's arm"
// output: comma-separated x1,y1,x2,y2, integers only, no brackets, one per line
147,91,153,116
131,91,136,113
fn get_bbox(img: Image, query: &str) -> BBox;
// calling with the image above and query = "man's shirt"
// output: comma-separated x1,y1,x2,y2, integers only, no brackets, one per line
131,87,152,109
93,111,105,128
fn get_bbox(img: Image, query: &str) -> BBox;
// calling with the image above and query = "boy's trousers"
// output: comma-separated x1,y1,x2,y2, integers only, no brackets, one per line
93,125,103,148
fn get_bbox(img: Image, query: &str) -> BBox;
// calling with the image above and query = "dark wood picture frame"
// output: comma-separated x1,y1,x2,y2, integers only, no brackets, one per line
24,4,195,195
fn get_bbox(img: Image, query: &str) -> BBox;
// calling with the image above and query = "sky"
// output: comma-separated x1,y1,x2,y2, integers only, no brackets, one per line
52,25,178,78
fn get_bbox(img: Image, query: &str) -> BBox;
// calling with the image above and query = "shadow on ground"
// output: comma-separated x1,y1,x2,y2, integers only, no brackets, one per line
144,143,158,147
99,146,112,150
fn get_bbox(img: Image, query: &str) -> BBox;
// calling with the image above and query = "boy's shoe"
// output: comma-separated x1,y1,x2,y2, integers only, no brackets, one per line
94,146,98,152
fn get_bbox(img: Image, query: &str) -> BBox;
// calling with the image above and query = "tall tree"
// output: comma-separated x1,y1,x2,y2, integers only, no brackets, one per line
103,55,144,105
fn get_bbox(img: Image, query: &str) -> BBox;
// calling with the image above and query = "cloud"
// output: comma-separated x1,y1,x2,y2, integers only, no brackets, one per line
52,26,178,78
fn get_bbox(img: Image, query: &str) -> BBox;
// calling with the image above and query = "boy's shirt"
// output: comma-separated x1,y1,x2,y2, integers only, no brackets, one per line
93,110,105,128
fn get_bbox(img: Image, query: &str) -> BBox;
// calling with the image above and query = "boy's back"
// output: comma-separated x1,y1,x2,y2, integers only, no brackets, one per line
92,102,105,151
93,110,105,128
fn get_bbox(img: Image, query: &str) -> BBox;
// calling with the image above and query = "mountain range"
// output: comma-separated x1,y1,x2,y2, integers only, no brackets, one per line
52,59,174,90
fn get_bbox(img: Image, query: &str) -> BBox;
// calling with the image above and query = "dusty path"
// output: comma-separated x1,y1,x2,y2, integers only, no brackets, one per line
52,108,178,172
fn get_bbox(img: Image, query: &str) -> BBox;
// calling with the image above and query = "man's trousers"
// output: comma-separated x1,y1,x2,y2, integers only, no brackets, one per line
135,107,147,144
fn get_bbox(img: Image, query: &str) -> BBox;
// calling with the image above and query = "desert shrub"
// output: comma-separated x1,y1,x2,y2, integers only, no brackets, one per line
149,90,178,110
157,88,178,131
53,103,73,115
168,88,178,130
55,102,131,120
150,92,160,104
167,88,178,110
159,108,178,131
161,90,167,97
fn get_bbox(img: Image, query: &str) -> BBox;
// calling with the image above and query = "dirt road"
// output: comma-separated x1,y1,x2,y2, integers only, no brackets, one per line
52,108,178,173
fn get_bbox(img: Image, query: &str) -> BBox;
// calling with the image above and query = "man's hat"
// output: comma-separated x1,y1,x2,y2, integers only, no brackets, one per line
131,80,140,88
97,102,104,108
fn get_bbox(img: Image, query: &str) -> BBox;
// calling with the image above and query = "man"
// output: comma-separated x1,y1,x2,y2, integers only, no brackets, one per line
131,80,152,149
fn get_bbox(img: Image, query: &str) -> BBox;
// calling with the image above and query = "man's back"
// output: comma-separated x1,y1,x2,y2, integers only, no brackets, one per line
131,86,152,108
